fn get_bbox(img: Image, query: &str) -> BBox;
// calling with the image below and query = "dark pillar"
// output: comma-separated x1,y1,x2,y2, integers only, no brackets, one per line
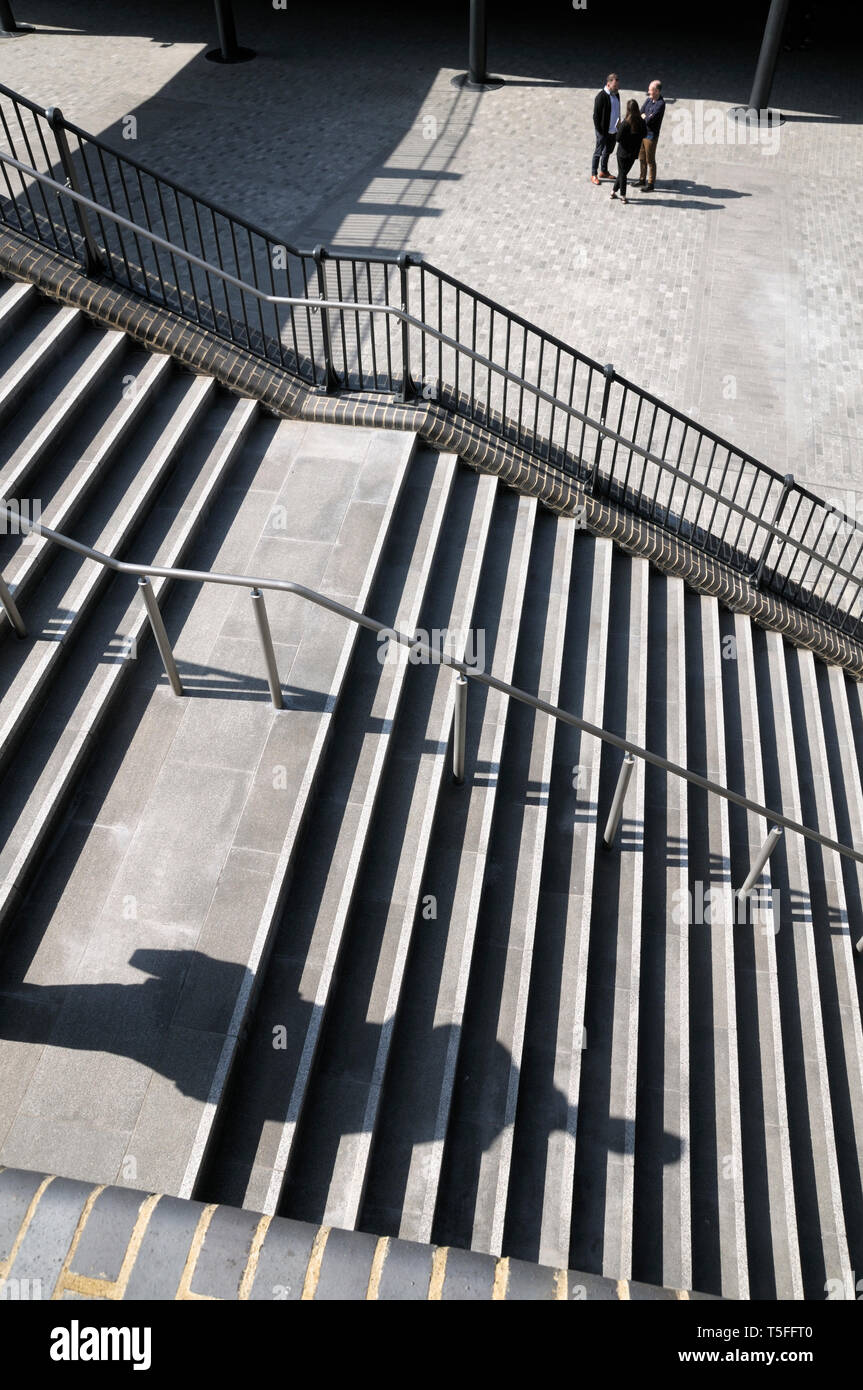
469,0,488,85
0,1,22,35
205,0,255,64
452,0,503,92
730,0,791,121
748,0,791,109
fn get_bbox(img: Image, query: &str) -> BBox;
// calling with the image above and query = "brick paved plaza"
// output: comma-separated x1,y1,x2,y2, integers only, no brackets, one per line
4,1,860,508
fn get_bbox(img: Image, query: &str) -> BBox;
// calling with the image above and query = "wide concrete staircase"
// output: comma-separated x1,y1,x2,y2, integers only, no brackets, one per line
1,274,862,1300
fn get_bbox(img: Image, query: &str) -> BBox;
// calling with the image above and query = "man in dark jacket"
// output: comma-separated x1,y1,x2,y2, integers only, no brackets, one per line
591,74,621,185
636,79,666,190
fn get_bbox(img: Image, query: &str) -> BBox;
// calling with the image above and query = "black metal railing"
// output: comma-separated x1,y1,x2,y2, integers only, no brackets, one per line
2,81,862,642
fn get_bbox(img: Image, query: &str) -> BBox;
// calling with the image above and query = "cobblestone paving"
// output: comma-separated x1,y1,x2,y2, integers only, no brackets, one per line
3,0,861,503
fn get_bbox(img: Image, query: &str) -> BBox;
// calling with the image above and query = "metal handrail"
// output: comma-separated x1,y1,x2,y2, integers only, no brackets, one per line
2,501,862,873
3,84,863,621
0,153,850,588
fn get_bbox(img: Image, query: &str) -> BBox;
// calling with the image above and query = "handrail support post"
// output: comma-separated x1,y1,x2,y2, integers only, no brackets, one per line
453,673,468,785
251,587,284,710
0,574,26,637
603,751,635,849
737,826,782,898
138,577,183,696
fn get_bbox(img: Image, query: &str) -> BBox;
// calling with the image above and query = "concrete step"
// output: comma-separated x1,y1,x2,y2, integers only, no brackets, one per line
582,554,649,1283
92,423,418,1198
424,501,570,1260
0,389,254,938
0,323,129,512
1,349,175,635
0,422,419,1190
755,628,851,1297
0,373,217,783
0,300,84,429
309,483,538,1243
199,460,501,1219
685,592,748,1299
500,534,613,1271
719,609,802,1300
633,571,692,1292
293,468,500,1239
0,276,38,342
194,445,462,1212
785,649,863,1282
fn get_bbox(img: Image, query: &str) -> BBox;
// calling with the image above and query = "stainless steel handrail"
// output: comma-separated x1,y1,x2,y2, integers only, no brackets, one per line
0,152,850,581
2,501,861,873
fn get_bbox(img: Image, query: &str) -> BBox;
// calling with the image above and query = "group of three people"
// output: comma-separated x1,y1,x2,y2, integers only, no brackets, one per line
591,74,666,203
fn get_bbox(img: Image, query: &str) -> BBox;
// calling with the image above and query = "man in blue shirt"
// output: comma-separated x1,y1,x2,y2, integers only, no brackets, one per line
591,74,621,184
636,79,665,190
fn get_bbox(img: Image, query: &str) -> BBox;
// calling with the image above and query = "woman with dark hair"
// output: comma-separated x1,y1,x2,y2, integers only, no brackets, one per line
611,99,647,204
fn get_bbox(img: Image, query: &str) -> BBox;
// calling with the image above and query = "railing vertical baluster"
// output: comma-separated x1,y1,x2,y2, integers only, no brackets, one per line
350,259,364,389
398,251,413,402
334,259,350,385
532,337,544,448
419,266,427,394
313,245,338,393
502,315,512,433
365,262,379,388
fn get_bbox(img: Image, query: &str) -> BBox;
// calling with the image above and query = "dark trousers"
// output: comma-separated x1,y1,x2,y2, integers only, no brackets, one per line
592,130,616,175
613,152,637,196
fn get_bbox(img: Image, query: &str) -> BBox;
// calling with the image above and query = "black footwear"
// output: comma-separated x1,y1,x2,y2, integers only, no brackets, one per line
632,179,645,188
610,191,618,199
643,183,655,192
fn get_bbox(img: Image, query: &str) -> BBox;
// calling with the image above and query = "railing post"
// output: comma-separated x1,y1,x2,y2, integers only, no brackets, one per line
589,363,615,496
453,673,468,785
313,245,339,395
751,473,794,587
44,107,103,276
250,588,284,710
398,252,414,403
737,826,782,898
0,574,26,637
602,752,635,850
138,577,183,696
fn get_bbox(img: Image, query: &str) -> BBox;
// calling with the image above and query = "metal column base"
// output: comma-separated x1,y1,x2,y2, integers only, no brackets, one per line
205,46,255,63
728,106,786,127
450,73,504,92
